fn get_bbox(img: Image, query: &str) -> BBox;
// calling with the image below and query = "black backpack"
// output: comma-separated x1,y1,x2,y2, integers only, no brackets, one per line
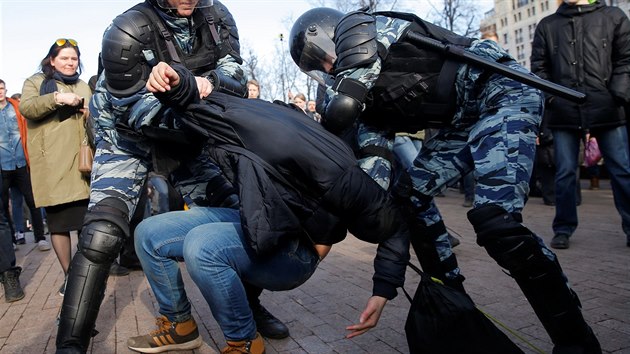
403,262,525,354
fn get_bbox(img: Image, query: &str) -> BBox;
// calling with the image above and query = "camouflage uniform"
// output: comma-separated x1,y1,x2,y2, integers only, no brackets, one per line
89,54,244,216
327,16,546,281
304,8,600,350
56,6,245,352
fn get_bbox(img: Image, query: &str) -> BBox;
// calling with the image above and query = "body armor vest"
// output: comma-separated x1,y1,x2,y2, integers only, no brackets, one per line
361,12,473,132
130,2,223,75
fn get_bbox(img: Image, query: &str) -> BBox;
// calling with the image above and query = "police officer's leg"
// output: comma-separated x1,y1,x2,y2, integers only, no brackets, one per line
56,198,129,352
404,127,471,292
466,83,600,352
468,205,599,351
408,199,465,292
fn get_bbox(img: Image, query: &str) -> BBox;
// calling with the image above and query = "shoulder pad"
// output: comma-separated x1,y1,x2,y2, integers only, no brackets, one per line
101,9,155,97
204,0,242,62
333,11,378,74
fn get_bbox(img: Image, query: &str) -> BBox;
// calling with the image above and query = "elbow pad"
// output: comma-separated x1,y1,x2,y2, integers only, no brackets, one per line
207,70,247,98
322,77,368,134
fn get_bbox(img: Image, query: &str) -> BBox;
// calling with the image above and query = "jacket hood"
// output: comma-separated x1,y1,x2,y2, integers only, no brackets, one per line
557,1,604,17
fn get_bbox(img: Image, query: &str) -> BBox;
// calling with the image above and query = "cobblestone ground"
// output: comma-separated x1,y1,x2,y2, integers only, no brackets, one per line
1,181,629,353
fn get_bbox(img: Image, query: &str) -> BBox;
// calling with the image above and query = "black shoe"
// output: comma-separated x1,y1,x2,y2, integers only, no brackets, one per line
462,199,473,208
550,234,570,249
251,304,289,339
448,234,461,248
109,261,130,276
1,267,25,302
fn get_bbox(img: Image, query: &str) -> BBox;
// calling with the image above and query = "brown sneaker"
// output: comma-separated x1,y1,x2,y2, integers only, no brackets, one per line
221,332,265,354
127,316,202,353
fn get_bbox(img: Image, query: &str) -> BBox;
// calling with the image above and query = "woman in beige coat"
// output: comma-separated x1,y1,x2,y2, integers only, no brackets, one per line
19,38,91,295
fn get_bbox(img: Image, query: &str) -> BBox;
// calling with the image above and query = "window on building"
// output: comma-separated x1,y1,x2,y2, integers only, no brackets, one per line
503,33,508,45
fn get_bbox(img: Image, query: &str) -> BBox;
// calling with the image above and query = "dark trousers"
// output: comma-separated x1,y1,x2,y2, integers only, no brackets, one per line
1,167,45,242
0,174,15,272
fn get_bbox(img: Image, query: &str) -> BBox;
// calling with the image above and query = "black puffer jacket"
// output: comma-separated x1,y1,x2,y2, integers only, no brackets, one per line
157,64,410,300
530,1,630,130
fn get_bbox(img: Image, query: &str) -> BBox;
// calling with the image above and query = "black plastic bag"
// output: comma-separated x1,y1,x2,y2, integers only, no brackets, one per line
405,265,524,354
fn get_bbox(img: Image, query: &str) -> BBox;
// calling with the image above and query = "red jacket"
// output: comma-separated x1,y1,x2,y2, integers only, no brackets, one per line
6,97,29,166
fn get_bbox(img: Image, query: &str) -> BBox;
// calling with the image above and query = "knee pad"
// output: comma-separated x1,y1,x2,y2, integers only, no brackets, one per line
467,204,547,274
80,197,130,263
80,220,126,264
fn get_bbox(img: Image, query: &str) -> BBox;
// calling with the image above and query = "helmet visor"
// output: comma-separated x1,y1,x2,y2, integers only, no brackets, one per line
296,23,337,73
155,0,213,9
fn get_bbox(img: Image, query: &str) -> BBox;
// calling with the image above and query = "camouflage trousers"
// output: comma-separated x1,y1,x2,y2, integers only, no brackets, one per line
358,72,548,280
89,125,150,218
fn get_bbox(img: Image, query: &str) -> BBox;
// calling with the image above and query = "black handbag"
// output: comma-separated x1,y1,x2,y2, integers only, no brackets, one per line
404,262,525,354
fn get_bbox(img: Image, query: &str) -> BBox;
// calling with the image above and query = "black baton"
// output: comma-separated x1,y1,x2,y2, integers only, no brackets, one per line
406,31,586,103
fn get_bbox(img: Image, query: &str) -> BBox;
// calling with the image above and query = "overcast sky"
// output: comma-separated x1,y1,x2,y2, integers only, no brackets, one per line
0,0,493,96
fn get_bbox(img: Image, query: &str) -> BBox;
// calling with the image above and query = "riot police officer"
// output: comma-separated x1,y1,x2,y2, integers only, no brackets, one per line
289,7,600,353
56,1,288,352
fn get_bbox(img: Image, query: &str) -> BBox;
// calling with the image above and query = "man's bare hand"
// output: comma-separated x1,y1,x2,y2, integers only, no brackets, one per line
146,62,180,93
345,296,387,339
195,76,213,98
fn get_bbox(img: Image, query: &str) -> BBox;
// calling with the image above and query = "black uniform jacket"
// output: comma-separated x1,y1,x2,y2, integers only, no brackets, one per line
156,64,410,299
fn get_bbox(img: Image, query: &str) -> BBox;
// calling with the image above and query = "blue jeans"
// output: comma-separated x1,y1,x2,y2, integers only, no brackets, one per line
149,175,170,215
552,126,630,237
134,207,320,341
393,135,422,171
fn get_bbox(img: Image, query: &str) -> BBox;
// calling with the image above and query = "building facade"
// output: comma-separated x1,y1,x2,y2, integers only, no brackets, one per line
479,0,630,69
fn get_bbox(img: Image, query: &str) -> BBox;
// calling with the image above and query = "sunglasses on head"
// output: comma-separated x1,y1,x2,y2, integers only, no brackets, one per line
55,38,78,47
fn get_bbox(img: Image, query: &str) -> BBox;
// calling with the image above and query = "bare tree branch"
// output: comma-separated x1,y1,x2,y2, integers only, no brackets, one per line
426,0,480,37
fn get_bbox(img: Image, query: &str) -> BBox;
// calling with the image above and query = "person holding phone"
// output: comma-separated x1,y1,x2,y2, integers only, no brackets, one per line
19,37,92,296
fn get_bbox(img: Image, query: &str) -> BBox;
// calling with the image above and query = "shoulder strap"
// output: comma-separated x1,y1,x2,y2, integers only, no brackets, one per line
130,2,182,63
199,6,221,45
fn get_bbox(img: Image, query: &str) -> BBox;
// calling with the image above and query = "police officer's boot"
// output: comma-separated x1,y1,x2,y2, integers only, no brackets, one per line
1,266,25,302
409,220,466,293
56,198,129,353
468,204,601,354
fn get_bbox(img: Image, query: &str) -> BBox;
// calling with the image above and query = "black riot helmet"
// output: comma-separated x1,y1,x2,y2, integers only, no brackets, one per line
289,7,343,86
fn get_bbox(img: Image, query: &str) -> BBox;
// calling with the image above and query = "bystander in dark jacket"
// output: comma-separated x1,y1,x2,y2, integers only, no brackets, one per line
531,0,630,249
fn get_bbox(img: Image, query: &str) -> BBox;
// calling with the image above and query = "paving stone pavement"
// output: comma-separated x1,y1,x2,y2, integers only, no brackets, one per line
1,180,629,354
